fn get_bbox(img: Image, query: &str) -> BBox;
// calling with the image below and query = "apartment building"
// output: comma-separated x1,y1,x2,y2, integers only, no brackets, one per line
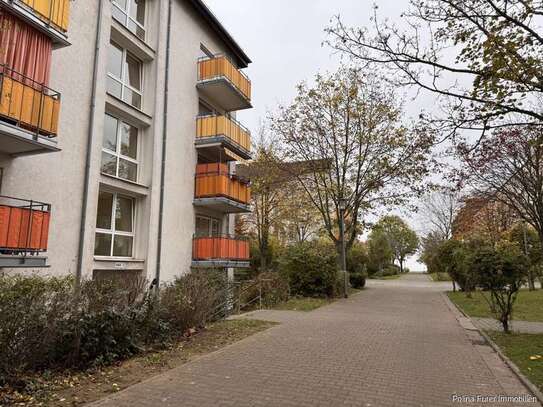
0,0,253,283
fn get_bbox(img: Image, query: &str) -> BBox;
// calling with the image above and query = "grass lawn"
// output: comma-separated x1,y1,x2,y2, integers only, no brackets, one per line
0,319,276,406
429,272,452,282
448,290,543,322
487,331,543,392
272,297,332,311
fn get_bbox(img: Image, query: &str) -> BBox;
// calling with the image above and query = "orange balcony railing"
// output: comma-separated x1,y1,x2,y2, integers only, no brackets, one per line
192,234,249,261
18,0,71,32
197,55,251,102
0,65,61,137
195,163,251,205
0,195,51,254
196,114,251,154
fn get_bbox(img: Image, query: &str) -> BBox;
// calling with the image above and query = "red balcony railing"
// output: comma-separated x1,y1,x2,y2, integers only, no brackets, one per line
0,195,51,254
195,163,251,205
0,65,61,137
192,234,249,261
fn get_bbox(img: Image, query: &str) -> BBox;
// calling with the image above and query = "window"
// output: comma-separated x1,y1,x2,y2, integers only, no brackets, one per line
196,215,220,237
112,0,146,40
107,41,143,108
101,114,139,182
95,191,135,258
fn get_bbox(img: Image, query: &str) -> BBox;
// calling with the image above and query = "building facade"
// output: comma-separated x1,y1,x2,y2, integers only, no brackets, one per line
0,0,252,283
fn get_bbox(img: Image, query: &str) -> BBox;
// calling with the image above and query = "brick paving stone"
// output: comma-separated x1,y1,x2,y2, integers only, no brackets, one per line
88,274,540,407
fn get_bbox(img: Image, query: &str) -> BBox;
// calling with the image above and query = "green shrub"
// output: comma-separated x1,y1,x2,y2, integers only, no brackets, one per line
347,243,368,275
159,271,224,334
238,272,290,309
471,242,528,332
0,275,73,380
436,239,476,293
349,272,367,289
0,271,224,385
279,241,341,297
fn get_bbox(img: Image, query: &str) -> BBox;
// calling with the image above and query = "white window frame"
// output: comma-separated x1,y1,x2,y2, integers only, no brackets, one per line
101,114,140,183
95,192,136,258
111,0,146,40
107,41,143,109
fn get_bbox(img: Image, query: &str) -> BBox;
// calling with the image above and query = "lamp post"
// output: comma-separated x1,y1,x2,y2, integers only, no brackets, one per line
339,198,348,298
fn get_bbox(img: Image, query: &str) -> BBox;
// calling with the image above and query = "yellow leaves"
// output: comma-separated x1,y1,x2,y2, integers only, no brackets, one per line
529,354,542,360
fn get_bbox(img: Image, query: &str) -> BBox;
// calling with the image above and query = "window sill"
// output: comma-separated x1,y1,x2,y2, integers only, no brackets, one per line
93,257,145,263
100,173,150,196
105,94,153,127
111,19,155,62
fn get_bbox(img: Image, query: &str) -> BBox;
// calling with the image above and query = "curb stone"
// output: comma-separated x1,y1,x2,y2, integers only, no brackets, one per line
442,292,543,405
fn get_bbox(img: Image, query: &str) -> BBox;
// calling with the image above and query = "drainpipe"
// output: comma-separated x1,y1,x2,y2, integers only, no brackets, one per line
155,0,173,289
75,0,104,293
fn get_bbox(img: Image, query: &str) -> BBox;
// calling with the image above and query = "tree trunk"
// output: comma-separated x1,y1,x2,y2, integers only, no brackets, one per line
399,258,404,273
501,316,510,333
528,267,536,291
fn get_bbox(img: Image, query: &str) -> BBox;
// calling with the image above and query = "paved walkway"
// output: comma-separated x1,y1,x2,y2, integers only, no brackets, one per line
473,318,543,334
90,274,539,407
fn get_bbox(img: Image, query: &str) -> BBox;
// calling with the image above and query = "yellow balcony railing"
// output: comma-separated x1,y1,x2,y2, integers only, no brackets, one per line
0,65,61,137
196,115,251,154
18,0,71,32
197,55,251,102
195,163,251,205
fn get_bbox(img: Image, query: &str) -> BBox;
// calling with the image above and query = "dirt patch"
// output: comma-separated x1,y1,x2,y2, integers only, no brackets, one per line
1,319,276,406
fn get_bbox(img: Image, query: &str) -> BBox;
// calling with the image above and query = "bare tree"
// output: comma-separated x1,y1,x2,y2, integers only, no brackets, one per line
420,189,462,240
270,67,433,258
326,1,543,141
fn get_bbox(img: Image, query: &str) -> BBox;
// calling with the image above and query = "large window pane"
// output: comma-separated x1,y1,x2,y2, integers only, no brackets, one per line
125,54,141,90
103,114,118,151
96,192,114,229
107,77,122,99
101,152,117,176
120,122,137,158
107,42,123,78
115,196,133,232
124,88,141,109
111,4,127,26
131,0,145,25
113,235,133,257
195,216,209,236
118,159,137,182
94,233,112,256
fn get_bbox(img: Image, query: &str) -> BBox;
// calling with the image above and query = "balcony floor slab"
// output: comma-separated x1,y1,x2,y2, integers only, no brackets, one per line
195,135,252,161
193,197,251,213
0,121,59,156
0,254,48,268
197,79,252,112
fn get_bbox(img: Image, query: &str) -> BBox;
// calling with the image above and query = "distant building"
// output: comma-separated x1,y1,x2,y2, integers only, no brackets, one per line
452,195,517,242
0,0,253,283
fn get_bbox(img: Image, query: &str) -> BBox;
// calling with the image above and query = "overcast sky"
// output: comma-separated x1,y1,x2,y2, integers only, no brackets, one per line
205,0,429,271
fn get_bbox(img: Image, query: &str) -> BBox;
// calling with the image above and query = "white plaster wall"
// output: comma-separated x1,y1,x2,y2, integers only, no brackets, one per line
0,0,250,283
0,1,102,277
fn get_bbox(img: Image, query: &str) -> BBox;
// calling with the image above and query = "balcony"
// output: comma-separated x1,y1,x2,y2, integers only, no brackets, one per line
0,65,61,156
197,55,252,111
0,195,50,268
192,234,249,269
196,114,251,161
194,163,251,213
0,0,71,46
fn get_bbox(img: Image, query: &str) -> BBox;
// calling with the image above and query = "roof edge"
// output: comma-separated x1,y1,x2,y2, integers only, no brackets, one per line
188,0,252,68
